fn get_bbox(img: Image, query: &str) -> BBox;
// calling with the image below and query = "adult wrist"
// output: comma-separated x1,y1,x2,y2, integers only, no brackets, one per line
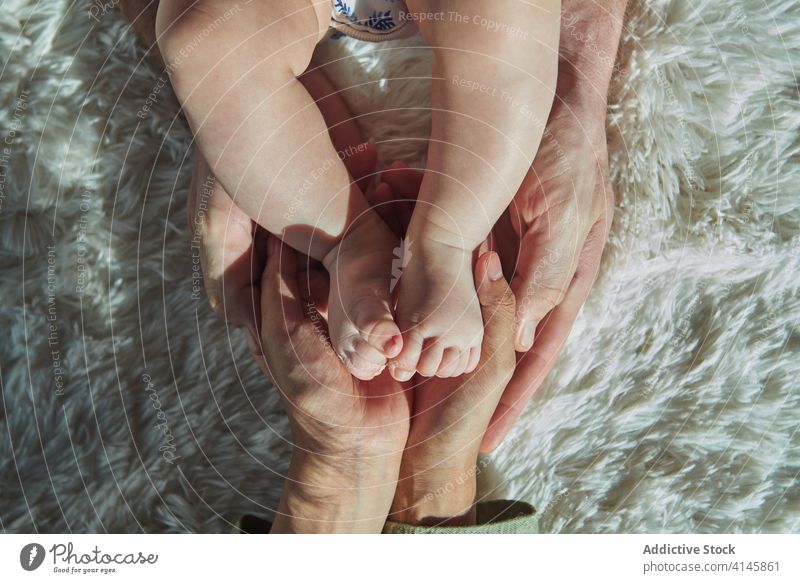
557,0,628,112
271,448,402,533
389,456,479,526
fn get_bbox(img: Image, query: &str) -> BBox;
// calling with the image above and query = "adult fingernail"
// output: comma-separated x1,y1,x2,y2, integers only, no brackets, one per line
518,321,536,351
392,367,414,382
487,253,503,281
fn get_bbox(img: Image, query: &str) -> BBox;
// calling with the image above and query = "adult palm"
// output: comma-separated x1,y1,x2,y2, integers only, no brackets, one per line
483,85,614,452
260,236,411,459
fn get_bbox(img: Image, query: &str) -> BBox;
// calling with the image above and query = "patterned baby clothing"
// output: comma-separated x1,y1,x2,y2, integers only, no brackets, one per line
331,0,417,41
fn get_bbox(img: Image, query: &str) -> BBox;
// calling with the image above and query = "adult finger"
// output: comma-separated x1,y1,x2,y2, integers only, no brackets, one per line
190,155,264,348
509,199,589,352
381,161,423,198
344,142,378,194
364,181,404,238
480,214,609,453
296,256,330,315
474,251,516,371
260,236,314,384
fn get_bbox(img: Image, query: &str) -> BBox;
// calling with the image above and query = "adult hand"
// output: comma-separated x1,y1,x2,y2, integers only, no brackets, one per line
480,0,628,451
373,3,622,452
260,236,411,533
388,250,517,526
371,167,516,524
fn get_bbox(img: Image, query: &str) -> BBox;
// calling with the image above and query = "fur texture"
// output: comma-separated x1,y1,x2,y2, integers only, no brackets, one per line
0,0,798,533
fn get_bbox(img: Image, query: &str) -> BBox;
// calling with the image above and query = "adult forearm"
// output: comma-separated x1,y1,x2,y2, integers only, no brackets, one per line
558,0,628,108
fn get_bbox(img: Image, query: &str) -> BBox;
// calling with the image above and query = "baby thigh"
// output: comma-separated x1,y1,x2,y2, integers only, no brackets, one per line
156,0,328,69
156,1,361,258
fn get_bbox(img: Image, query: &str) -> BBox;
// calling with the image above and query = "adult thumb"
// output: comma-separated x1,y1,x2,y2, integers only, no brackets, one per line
474,251,517,357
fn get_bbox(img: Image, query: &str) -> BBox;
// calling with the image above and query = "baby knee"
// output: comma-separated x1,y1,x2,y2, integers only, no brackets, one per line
155,1,239,74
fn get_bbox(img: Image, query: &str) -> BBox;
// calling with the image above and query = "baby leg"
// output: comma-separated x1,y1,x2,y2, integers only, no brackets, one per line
157,0,402,379
390,0,559,380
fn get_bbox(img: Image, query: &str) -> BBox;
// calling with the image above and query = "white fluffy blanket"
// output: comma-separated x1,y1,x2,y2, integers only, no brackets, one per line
1,0,798,533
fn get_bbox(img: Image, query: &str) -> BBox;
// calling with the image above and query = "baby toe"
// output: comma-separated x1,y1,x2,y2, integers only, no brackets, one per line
390,330,424,381
388,366,415,382
465,346,481,374
342,349,385,381
433,347,456,378
352,337,389,366
335,338,386,380
416,338,445,378
361,318,403,358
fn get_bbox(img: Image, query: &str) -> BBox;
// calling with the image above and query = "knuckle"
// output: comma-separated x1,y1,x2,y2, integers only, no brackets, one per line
499,287,517,312
480,338,515,373
523,285,565,320
539,198,579,233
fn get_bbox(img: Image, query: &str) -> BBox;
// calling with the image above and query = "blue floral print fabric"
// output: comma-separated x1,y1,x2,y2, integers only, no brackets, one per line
331,0,416,41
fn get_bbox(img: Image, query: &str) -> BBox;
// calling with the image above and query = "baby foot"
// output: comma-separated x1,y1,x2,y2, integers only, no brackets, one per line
323,211,403,381
390,240,483,381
